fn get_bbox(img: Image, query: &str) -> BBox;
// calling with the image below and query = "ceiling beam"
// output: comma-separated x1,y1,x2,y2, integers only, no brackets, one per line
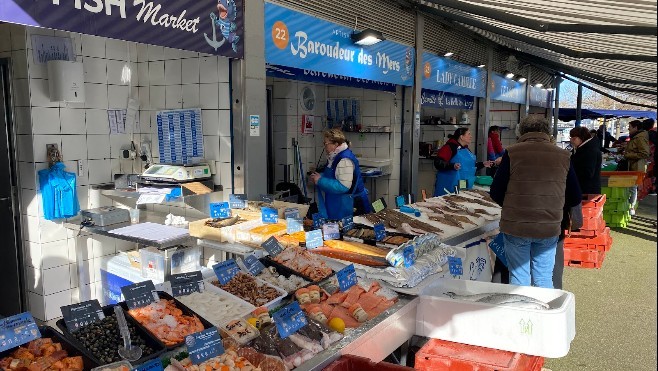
418,3,657,62
423,0,658,36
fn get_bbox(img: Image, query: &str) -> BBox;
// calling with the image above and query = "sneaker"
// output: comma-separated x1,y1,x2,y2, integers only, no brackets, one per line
630,208,636,216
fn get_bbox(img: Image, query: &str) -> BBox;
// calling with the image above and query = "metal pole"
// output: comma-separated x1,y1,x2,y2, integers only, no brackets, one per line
478,46,494,163
575,83,583,127
553,76,563,139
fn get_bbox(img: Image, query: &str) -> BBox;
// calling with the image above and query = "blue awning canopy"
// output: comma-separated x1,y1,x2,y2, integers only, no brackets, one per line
559,108,656,122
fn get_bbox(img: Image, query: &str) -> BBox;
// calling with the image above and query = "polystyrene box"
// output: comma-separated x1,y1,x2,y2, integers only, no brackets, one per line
416,278,576,358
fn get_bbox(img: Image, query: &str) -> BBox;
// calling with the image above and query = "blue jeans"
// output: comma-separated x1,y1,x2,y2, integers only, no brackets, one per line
503,233,559,288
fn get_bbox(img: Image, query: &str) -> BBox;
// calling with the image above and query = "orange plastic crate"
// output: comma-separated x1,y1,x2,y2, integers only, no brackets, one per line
564,250,606,269
581,194,606,210
565,227,612,250
324,355,413,371
580,214,605,232
564,248,605,263
415,339,544,371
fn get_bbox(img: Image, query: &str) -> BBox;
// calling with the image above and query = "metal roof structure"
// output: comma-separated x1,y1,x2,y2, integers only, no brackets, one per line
409,0,657,108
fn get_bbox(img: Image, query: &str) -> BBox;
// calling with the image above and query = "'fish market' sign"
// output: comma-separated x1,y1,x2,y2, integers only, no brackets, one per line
1,0,244,58
490,73,527,105
421,89,475,110
265,2,414,86
422,52,487,98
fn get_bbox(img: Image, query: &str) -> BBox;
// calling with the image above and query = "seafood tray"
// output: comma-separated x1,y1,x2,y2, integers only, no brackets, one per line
343,224,414,248
121,291,214,351
188,216,252,243
205,272,288,309
260,256,333,284
56,304,166,366
0,326,98,371
175,288,256,328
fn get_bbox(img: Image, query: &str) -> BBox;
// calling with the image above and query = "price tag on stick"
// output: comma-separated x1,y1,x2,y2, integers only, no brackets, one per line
336,264,358,292
170,271,204,297
261,236,284,257
61,300,105,332
305,229,324,249
262,207,278,224
273,302,307,339
242,255,266,276
209,202,231,219
286,217,304,234
341,216,354,232
121,281,159,309
186,327,225,365
322,223,340,240
132,358,164,371
229,194,247,209
213,260,241,285
374,222,386,241
0,313,41,352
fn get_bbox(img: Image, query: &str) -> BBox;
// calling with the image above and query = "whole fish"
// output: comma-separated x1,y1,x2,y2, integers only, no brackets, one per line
444,291,550,310
429,215,464,229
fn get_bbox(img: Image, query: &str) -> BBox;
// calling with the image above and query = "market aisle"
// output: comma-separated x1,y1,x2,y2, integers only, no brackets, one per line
545,195,657,371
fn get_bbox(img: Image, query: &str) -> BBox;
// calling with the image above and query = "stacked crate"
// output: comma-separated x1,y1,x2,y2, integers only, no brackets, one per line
564,194,612,269
601,187,632,228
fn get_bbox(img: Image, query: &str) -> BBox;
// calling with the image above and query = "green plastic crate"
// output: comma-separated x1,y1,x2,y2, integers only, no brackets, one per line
475,176,493,186
608,221,629,228
603,200,631,212
603,210,631,224
601,186,631,202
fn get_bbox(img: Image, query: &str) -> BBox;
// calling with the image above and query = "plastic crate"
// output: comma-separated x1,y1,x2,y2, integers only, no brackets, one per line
564,250,606,269
601,171,645,186
324,355,414,371
565,227,612,252
601,186,631,201
581,194,606,210
581,214,605,232
603,210,631,225
603,200,630,212
608,221,629,228
414,339,544,371
475,176,493,185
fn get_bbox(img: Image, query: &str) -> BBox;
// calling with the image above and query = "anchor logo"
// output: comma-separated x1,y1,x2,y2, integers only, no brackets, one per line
205,13,227,51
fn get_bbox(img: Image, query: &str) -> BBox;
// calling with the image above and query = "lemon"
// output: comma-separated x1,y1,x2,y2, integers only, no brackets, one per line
247,317,260,329
327,317,345,334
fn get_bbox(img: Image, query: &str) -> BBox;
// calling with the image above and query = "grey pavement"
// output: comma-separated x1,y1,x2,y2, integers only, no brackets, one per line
545,195,657,371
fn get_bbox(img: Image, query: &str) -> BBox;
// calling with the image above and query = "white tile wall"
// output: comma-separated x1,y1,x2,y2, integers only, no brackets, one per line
2,24,233,321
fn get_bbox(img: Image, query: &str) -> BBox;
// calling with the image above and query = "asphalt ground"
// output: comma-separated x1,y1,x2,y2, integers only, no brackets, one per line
545,195,657,371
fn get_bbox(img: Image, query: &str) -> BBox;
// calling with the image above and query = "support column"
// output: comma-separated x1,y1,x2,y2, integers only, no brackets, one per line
575,83,583,127
232,0,267,198
478,47,494,163
553,76,563,139
401,11,423,196
522,66,531,119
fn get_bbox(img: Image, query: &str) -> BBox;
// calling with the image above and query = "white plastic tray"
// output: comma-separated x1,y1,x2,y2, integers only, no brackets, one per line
174,286,256,327
416,278,576,358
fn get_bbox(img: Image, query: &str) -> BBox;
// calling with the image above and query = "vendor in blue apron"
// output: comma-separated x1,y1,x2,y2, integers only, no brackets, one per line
309,129,373,220
433,128,494,197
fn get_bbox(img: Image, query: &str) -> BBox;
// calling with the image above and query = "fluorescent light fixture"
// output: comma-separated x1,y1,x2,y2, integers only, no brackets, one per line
504,71,515,79
517,76,527,83
351,29,385,46
477,64,486,68
444,52,454,57
546,88,555,91
534,83,543,88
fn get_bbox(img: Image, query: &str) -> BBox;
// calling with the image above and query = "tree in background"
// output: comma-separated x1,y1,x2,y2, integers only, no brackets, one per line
559,79,655,110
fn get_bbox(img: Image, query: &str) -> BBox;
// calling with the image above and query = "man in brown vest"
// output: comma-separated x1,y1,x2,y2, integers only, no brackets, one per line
489,116,582,288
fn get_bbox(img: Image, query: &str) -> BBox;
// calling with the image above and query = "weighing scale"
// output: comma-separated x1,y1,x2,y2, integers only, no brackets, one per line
139,163,212,183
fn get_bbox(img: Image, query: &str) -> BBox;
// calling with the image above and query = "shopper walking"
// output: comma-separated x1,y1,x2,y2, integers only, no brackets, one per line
570,127,602,195
621,120,651,215
433,128,493,196
486,126,505,176
489,116,582,288
310,129,372,220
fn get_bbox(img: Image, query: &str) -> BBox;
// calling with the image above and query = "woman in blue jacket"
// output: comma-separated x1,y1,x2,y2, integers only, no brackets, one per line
309,129,372,219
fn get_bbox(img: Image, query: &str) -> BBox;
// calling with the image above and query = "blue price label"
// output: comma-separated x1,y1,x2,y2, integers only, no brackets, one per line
322,223,340,240
395,195,406,208
170,271,204,297
374,223,386,241
286,217,304,234
341,216,354,232
448,256,464,276
305,229,324,249
312,213,326,228
212,260,240,285
186,327,225,365
403,244,416,267
262,207,278,224
261,236,284,257
209,202,231,219
273,302,307,339
336,264,358,292
260,194,275,204
242,255,266,276
0,312,41,352
132,358,163,371
229,194,247,209
121,281,159,309
284,208,300,219
61,300,105,332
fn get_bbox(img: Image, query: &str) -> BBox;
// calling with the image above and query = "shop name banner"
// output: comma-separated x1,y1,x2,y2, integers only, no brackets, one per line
1,0,244,58
490,73,527,104
422,53,486,98
266,64,397,93
529,86,552,108
264,2,414,87
421,89,475,110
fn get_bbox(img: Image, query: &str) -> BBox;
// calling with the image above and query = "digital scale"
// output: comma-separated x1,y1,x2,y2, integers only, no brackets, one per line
139,163,212,183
